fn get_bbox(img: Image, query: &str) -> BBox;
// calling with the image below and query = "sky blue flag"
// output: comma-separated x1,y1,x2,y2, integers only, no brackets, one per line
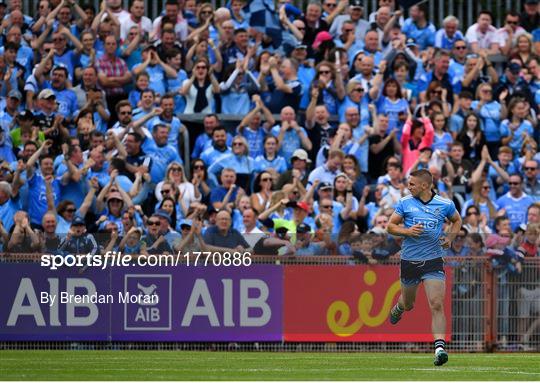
244,0,284,49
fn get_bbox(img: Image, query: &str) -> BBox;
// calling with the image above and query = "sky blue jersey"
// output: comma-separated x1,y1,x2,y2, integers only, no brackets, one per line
394,193,457,261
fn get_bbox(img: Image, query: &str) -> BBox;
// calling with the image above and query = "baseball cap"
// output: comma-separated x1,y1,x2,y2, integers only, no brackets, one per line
350,0,363,8
38,89,56,100
318,182,333,191
287,201,310,212
369,226,387,235
154,209,172,224
312,31,333,49
294,43,308,50
8,89,22,100
525,0,538,4
508,62,521,75
18,110,34,120
180,219,193,229
291,149,312,163
296,223,311,233
71,216,86,226
406,37,417,48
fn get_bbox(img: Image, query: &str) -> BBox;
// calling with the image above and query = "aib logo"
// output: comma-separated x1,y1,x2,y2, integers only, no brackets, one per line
326,270,401,337
124,275,172,331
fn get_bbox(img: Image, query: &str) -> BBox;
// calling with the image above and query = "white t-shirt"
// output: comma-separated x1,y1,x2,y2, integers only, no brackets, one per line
465,24,498,50
120,16,153,41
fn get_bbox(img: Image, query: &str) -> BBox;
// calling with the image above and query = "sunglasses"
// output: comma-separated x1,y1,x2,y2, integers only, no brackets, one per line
466,211,479,216
321,205,332,209
147,221,160,226
119,111,132,115
201,11,212,15
297,27,305,30
233,142,244,146
193,165,205,170
455,46,467,50
506,20,518,25
162,189,171,193
319,70,331,75
524,167,537,171
508,182,521,185
65,208,76,213
325,3,337,7
170,167,182,172
482,186,491,190
344,29,354,33
261,178,272,182
353,88,364,92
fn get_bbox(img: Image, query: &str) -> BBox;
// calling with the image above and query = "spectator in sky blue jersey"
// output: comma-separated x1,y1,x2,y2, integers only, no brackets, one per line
150,94,182,150
434,16,464,50
496,173,535,231
132,45,177,98
50,65,78,126
472,83,508,159
402,4,436,50
270,106,312,168
237,95,275,159
376,78,410,136
499,98,534,157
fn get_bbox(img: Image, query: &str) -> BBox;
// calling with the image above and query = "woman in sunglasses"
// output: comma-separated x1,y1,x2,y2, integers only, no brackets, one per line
180,57,220,114
309,61,345,115
191,159,211,205
251,171,275,214
462,204,492,239
156,162,201,212
462,177,498,229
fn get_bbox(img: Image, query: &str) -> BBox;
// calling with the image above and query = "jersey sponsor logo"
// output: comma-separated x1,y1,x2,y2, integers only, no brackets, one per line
412,217,438,231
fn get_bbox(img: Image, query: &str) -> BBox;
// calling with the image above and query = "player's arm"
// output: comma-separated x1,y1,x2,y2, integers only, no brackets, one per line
387,212,423,237
441,210,462,249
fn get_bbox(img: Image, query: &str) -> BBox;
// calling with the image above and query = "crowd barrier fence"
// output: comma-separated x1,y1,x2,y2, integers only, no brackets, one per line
0,253,538,352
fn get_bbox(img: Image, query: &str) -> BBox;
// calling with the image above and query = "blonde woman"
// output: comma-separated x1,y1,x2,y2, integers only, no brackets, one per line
155,162,201,209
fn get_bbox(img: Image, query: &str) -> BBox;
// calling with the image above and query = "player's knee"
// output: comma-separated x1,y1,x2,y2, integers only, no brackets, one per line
429,300,444,312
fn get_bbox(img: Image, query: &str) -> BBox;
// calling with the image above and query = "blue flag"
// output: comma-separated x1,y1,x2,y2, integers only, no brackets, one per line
245,0,284,49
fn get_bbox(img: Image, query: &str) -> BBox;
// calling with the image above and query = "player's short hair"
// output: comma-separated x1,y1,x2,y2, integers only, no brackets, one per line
410,169,433,185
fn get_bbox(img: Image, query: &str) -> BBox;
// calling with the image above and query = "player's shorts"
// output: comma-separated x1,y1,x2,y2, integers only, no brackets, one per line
400,257,445,286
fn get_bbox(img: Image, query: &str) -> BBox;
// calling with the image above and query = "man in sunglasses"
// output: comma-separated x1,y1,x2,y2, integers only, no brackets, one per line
495,11,526,56
522,160,539,201
141,213,173,255
496,173,535,231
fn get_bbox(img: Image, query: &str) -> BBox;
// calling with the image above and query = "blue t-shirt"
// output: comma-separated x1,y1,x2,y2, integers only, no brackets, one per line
167,70,188,114
495,193,535,231
471,100,502,142
56,162,87,207
376,96,409,135
499,119,534,156
238,126,266,158
402,19,436,50
52,87,78,120
432,131,454,152
270,125,308,167
132,63,167,96
27,174,62,225
394,193,457,261
0,196,21,232
253,154,288,173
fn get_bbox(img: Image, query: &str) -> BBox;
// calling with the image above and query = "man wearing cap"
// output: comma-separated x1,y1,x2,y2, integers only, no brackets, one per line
154,209,182,250
0,89,22,131
276,148,311,189
58,215,99,257
327,0,369,43
295,223,327,255
495,62,534,103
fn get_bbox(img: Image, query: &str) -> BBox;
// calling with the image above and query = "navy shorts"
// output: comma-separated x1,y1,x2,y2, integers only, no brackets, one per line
400,258,445,286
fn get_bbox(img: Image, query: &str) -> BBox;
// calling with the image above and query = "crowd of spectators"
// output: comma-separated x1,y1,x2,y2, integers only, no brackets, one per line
0,0,538,264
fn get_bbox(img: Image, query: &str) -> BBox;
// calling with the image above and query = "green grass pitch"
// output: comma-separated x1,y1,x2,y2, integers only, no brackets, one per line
1,351,539,380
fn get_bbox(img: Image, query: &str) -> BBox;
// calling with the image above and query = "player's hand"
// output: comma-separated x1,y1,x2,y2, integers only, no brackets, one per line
439,236,451,249
408,224,424,237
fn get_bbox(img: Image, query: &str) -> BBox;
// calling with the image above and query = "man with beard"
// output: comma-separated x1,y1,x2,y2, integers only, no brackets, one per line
149,94,182,149
201,126,231,167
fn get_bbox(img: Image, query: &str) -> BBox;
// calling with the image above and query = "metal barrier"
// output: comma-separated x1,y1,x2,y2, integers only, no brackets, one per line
20,0,523,31
1,251,538,352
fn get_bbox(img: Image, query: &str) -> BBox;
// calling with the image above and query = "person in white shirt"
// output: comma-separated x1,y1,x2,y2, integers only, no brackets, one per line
120,0,152,41
495,11,527,56
465,10,499,54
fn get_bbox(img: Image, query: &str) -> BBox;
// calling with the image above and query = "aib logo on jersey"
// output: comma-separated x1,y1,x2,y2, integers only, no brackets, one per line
124,275,172,331
412,217,437,231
